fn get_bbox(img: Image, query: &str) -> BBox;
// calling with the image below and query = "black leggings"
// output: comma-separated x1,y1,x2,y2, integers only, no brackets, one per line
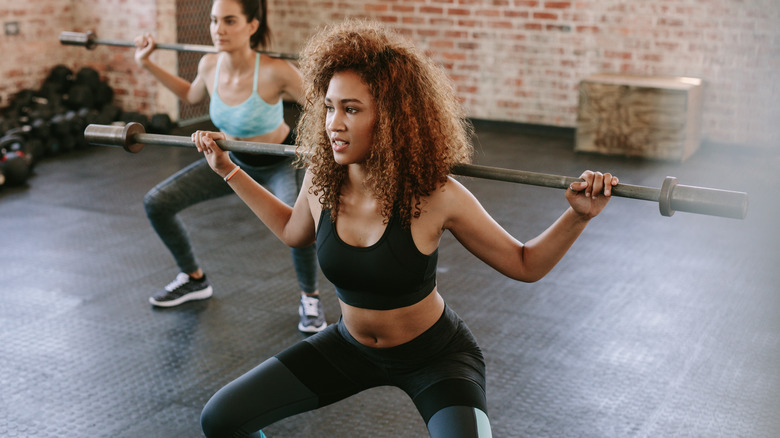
201,305,492,437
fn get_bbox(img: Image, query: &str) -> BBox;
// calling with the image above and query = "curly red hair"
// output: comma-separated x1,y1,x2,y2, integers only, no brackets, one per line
295,19,474,226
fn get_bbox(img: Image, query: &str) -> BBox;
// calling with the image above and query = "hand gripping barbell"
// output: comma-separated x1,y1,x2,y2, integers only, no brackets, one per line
59,30,299,60
84,123,749,220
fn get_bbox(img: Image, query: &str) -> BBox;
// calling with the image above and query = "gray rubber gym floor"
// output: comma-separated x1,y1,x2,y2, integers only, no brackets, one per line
1,113,778,437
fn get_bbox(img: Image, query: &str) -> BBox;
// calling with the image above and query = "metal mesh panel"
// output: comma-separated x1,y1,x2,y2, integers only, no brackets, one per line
176,0,212,123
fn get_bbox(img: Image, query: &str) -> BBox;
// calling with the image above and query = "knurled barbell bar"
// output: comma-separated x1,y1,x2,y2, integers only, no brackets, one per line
59,31,299,61
84,123,749,220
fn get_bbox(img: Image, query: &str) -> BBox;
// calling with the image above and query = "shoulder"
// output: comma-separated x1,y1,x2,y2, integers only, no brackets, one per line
260,55,301,78
422,176,483,228
429,176,472,204
197,54,219,73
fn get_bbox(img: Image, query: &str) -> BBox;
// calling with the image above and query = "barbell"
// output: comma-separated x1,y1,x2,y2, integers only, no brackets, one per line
59,31,299,60
84,123,749,220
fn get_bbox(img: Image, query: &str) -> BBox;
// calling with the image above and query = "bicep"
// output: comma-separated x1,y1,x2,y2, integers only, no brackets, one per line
186,75,209,104
186,56,214,104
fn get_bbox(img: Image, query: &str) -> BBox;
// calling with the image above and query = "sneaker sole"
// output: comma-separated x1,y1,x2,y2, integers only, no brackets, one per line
298,321,327,334
149,286,213,308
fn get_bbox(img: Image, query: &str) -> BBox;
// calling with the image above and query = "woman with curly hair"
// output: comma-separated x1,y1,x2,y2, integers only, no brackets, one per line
194,19,618,437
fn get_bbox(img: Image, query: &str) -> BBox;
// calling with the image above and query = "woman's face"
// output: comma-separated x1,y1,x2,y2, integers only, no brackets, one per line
210,0,257,51
325,70,377,165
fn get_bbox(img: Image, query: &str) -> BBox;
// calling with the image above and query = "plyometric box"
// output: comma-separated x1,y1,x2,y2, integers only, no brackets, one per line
576,73,703,161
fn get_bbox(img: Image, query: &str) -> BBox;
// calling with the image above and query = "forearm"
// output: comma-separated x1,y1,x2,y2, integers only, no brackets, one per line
222,167,314,247
520,207,591,281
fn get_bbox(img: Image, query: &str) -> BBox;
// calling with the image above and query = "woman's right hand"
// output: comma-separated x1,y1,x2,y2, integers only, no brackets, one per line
192,130,236,178
134,33,156,67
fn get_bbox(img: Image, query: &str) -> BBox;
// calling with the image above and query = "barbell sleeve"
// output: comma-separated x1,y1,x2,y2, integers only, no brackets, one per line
59,31,299,60
84,123,749,220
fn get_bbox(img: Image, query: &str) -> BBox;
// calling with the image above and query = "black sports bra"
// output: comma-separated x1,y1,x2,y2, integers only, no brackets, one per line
316,208,438,310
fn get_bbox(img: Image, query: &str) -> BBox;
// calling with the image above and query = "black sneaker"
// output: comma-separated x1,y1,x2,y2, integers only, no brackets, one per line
298,294,327,333
149,273,213,307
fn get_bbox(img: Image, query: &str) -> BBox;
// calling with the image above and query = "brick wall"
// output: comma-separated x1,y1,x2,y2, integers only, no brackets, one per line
1,0,778,148
0,1,75,105
0,0,177,119
269,0,780,148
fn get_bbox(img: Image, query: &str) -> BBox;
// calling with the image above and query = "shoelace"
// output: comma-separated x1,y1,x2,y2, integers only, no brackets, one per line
165,273,191,291
301,296,320,317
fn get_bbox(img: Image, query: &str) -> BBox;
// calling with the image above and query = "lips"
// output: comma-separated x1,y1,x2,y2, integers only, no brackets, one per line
332,139,348,152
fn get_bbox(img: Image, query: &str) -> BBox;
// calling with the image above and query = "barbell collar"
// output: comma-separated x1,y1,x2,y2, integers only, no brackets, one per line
659,176,678,217
85,122,146,153
83,123,749,220
59,31,299,60
59,30,98,50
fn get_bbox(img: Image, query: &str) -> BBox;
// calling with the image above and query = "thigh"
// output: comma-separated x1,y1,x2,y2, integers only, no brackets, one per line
201,353,320,437
256,160,299,207
145,158,232,210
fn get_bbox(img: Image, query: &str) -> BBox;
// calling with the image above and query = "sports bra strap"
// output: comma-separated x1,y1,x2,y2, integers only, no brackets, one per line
252,52,259,92
214,52,261,94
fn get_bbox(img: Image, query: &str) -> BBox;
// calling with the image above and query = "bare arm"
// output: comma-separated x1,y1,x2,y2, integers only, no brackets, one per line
442,172,617,282
134,33,209,104
268,58,305,105
191,130,316,248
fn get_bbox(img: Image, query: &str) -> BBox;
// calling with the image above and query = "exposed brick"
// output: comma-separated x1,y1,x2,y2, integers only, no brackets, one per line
364,3,389,12
420,7,443,14
458,19,482,27
544,1,571,9
392,5,415,13
504,10,529,18
447,8,471,16
657,17,684,27
576,25,600,33
0,0,774,147
640,53,663,62
475,9,501,18
533,12,558,20
403,16,425,25
604,51,632,60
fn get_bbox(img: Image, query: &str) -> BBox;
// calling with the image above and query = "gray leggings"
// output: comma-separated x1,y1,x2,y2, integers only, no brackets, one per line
143,153,318,293
201,305,492,437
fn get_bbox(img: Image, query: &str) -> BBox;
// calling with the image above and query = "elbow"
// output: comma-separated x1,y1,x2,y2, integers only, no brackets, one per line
284,233,316,249
509,272,544,284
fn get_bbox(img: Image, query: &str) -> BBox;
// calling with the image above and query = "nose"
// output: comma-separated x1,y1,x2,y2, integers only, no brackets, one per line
326,109,345,132
212,20,224,35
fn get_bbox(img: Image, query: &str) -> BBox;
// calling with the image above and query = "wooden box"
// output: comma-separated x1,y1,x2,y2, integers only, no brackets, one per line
575,73,703,161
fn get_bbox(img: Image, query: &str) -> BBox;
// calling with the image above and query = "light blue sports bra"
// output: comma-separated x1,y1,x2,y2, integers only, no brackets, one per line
209,52,284,138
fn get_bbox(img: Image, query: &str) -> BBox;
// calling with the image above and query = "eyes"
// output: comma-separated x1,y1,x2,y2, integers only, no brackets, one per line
325,104,359,114
210,18,238,26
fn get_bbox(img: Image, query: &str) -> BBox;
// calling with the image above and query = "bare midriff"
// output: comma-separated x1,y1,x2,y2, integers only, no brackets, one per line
339,288,445,348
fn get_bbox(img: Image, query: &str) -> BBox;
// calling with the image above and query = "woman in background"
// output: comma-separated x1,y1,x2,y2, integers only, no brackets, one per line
134,0,326,333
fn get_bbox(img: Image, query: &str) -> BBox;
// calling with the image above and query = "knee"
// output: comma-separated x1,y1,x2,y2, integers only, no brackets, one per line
143,189,173,221
143,190,160,218
200,395,233,438
427,406,492,438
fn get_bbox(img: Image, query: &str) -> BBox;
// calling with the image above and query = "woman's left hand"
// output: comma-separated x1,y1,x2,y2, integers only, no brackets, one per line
565,170,619,219
192,130,235,177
